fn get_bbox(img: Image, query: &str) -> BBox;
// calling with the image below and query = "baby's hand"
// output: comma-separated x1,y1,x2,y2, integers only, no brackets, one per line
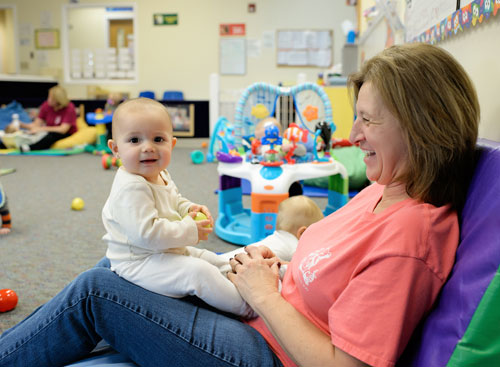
187,210,213,242
188,205,214,227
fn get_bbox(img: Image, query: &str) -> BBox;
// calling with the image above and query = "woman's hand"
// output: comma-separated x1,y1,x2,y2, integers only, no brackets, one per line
229,246,369,367
227,246,281,312
26,124,42,134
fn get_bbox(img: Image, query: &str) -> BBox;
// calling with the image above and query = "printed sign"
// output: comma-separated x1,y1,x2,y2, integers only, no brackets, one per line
220,23,246,36
153,14,178,26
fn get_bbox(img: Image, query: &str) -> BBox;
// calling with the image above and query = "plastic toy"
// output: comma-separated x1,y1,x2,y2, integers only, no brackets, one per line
0,288,18,312
190,150,205,164
216,150,348,246
282,123,309,164
71,197,85,211
314,121,334,162
206,117,236,162
209,82,347,246
208,82,333,162
101,153,122,169
260,125,282,164
85,111,113,155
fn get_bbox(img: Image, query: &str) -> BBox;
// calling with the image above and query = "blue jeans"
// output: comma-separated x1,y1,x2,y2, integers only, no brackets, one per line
0,259,283,367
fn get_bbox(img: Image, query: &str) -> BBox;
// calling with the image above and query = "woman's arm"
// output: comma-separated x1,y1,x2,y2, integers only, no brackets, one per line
228,247,369,367
20,117,43,130
28,122,71,134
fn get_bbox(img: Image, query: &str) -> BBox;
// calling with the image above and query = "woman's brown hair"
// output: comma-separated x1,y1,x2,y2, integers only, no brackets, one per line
49,85,70,109
348,43,479,211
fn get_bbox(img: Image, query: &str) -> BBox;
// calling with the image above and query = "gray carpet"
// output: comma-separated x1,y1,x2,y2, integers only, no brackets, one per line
0,139,326,333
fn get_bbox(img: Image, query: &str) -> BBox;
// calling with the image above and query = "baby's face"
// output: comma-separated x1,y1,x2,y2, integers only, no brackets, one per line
110,107,176,183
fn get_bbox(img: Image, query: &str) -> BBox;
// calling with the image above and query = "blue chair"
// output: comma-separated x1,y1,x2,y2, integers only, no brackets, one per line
162,91,184,101
138,91,155,99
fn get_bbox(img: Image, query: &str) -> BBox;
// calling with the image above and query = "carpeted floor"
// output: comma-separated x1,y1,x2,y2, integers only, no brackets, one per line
0,139,327,333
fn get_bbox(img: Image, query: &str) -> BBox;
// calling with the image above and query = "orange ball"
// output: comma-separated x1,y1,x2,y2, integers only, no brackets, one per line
201,142,208,148
0,289,18,312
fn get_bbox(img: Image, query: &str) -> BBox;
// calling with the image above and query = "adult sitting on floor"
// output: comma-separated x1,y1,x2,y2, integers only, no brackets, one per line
0,85,77,152
0,43,480,367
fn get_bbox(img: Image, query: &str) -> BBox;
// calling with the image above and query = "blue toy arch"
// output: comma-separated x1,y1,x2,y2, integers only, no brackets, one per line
232,82,334,149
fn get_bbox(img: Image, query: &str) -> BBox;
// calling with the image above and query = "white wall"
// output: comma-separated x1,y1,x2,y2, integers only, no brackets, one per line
438,18,500,141
68,8,107,50
0,0,356,101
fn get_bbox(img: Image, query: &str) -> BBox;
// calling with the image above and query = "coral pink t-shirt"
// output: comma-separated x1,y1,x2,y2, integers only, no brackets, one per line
38,101,77,134
247,183,459,367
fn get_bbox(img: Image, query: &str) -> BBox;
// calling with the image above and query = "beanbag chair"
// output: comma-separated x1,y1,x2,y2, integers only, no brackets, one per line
51,107,97,149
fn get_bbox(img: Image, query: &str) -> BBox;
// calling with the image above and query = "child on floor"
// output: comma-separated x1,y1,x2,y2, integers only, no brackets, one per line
219,195,324,263
104,92,123,115
0,181,12,235
103,97,255,318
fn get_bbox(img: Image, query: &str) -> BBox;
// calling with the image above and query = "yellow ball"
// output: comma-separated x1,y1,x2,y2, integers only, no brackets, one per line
71,197,85,211
194,212,211,228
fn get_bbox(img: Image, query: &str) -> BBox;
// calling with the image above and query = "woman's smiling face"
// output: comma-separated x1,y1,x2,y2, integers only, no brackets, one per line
349,82,409,186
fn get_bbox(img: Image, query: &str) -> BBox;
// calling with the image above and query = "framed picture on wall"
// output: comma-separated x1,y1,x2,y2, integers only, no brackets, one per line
35,29,60,49
165,104,195,137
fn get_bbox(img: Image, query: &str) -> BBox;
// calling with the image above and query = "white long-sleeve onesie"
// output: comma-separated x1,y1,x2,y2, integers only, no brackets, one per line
102,167,254,318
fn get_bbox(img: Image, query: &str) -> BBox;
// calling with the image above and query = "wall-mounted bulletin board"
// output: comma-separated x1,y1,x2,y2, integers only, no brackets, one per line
276,29,332,68
405,0,457,41
404,0,499,43
358,0,499,46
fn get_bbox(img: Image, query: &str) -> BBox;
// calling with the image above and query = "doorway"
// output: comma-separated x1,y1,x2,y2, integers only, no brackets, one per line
0,6,18,74
109,19,133,48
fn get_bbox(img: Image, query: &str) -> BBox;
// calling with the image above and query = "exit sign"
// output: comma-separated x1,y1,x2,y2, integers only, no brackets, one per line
153,14,178,26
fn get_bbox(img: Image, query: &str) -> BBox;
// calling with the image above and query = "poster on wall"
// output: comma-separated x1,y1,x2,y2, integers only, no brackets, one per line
404,0,457,41
219,38,246,75
406,0,500,44
276,30,332,67
35,29,60,49
220,23,246,36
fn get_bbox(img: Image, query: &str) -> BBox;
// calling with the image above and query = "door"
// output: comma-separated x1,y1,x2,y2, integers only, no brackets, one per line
109,19,133,48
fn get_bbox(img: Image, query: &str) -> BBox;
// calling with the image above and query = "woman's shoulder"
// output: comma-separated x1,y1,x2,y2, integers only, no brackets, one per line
398,199,457,226
379,200,458,268
381,199,457,239
39,100,50,111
